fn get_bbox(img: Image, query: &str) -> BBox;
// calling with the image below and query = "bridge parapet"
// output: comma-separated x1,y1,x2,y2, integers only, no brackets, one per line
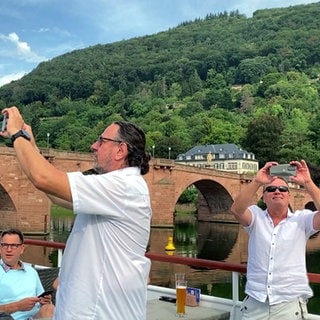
0,150,314,231
152,158,175,169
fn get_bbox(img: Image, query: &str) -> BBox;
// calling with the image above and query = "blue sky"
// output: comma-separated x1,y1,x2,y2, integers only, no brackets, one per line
0,0,318,87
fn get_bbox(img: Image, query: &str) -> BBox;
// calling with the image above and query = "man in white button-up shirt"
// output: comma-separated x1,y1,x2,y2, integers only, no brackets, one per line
1,106,152,320
231,160,320,320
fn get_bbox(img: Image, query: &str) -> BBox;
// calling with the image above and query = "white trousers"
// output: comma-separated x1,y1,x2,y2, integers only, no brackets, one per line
240,296,309,320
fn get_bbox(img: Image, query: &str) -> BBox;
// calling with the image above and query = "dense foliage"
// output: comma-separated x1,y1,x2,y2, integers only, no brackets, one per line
1,2,320,168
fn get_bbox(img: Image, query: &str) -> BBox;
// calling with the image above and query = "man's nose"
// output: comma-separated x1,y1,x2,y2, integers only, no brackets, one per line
90,141,98,151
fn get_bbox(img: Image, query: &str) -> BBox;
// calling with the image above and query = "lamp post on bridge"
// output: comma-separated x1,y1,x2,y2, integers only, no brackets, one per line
168,147,171,159
46,133,50,149
152,145,155,158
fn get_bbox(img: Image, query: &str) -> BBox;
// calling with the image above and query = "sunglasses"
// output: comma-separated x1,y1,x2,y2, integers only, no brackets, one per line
264,186,289,193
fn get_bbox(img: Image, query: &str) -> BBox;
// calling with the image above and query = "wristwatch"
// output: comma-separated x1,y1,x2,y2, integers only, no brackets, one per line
11,130,31,144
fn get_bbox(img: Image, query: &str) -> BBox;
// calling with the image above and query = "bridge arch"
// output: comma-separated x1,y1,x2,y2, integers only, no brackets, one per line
195,179,234,222
174,177,234,223
0,184,16,210
0,184,17,230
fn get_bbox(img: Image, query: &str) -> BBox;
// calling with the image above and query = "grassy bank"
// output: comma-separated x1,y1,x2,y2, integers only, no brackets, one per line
51,205,74,218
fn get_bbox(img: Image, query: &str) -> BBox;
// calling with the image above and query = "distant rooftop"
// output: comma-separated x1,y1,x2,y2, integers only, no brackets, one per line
177,143,255,160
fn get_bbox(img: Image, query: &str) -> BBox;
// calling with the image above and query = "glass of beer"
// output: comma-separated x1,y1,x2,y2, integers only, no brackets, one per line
176,279,187,317
175,273,185,282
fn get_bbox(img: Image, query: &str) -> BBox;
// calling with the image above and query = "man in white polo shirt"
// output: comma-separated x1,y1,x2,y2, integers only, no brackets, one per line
1,106,152,320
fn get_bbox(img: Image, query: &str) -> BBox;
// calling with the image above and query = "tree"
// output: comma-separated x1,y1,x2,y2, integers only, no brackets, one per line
235,56,273,84
242,114,284,166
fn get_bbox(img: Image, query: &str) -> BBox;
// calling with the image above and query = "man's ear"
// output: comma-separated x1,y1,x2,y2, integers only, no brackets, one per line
20,244,26,254
115,142,128,161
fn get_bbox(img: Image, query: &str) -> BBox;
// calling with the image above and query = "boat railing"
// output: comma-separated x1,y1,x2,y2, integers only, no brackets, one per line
24,238,320,319
25,238,65,268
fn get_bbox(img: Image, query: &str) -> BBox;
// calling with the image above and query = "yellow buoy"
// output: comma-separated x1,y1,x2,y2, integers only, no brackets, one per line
165,236,175,251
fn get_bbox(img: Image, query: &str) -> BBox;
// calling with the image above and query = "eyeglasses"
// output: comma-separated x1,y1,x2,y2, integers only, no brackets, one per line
97,136,123,146
0,243,23,249
264,186,289,193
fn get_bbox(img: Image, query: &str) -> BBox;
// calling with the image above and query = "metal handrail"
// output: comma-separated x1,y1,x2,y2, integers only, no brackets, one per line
24,238,320,284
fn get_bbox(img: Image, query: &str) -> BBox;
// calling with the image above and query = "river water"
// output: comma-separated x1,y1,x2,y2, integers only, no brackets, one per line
22,217,320,315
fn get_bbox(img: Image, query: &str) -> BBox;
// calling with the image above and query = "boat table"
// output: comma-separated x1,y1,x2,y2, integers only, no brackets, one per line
147,299,230,320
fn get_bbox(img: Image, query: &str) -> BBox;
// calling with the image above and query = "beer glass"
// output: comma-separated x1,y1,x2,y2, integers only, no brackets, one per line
175,279,187,317
175,273,185,282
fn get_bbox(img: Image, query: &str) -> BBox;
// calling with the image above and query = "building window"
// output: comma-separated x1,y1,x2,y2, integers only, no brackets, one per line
228,162,238,170
214,163,224,169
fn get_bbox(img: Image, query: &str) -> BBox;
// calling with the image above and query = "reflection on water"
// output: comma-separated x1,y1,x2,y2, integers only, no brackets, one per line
196,223,239,261
21,216,320,313
51,217,74,243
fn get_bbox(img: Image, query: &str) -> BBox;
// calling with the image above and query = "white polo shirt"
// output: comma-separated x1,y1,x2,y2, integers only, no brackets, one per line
54,167,151,320
245,205,317,305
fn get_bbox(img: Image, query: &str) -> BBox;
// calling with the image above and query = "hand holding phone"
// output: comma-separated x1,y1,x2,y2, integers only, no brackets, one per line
270,164,297,177
38,290,54,298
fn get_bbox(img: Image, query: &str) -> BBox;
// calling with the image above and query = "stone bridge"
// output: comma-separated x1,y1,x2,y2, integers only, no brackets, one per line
0,147,314,233
146,158,313,225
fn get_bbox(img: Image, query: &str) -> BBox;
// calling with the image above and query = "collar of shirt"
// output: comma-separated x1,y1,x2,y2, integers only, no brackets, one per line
265,208,293,220
0,259,26,272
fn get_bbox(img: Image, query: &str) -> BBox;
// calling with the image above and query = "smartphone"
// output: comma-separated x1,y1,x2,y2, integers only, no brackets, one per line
270,164,297,177
38,290,54,298
1,114,6,132
159,296,176,303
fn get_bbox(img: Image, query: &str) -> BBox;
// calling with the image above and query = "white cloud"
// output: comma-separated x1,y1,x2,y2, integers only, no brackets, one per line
0,32,47,63
8,32,47,62
0,71,26,87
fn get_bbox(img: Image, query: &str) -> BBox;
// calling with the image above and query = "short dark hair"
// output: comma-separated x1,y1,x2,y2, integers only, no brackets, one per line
263,176,289,192
114,121,151,175
1,228,24,243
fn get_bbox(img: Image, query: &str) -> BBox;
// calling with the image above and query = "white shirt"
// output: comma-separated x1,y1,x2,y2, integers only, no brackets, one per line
54,167,151,320
245,205,317,305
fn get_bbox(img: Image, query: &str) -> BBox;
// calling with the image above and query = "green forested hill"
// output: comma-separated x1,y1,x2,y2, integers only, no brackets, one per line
0,2,320,168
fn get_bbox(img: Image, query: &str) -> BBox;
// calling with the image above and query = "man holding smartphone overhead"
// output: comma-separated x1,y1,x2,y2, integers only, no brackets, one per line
0,106,152,320
231,160,320,319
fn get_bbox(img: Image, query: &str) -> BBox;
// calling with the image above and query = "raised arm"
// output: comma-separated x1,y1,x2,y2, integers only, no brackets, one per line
47,194,73,210
22,123,73,210
290,160,320,231
1,107,72,202
231,161,278,226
